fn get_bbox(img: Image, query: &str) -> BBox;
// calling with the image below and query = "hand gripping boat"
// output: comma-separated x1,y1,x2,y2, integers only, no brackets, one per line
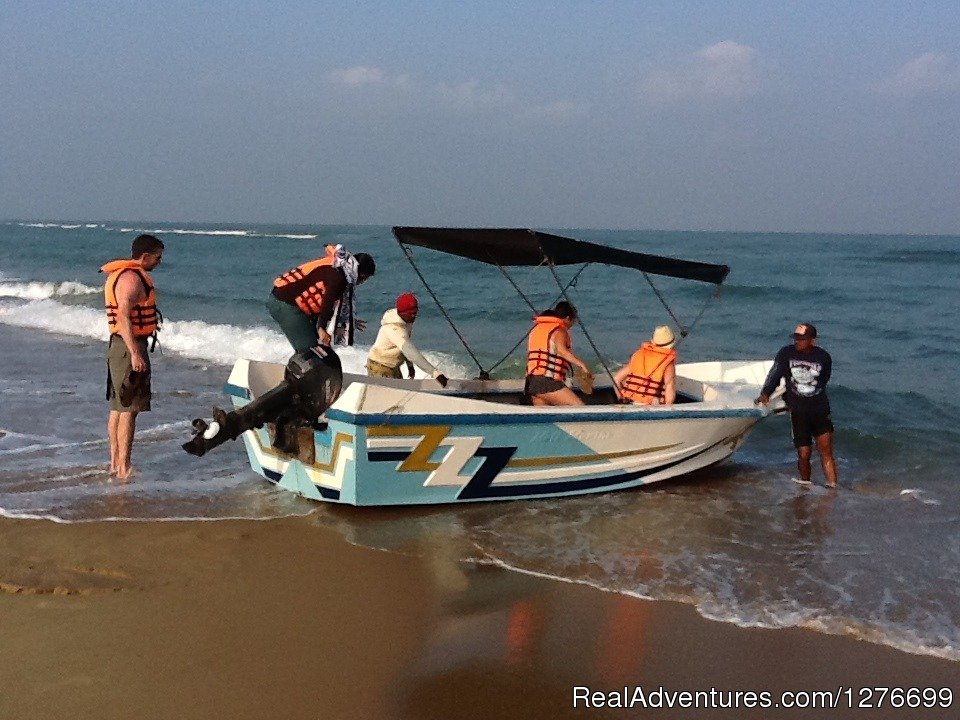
184,228,781,505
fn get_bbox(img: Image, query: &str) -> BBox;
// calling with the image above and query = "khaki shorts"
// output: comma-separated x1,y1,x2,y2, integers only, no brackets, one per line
106,336,151,412
366,358,403,379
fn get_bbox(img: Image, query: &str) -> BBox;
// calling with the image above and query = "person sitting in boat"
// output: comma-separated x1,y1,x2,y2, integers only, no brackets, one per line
524,301,592,406
366,293,448,387
267,244,375,352
613,325,677,405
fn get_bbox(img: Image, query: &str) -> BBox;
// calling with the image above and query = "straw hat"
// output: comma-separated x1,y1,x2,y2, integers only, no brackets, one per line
651,325,676,348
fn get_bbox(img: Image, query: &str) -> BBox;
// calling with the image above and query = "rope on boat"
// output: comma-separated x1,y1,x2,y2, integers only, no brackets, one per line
640,272,723,349
641,271,685,332
494,261,538,313
398,242,488,378
398,238,723,382
487,262,591,375
674,285,723,348
546,260,618,391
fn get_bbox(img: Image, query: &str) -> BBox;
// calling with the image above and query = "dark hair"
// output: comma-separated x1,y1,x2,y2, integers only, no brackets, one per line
543,301,577,320
131,234,164,258
355,252,376,277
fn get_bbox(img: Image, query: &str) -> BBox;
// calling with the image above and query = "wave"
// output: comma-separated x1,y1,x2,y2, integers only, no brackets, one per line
0,280,99,299
110,226,317,240
115,227,249,237
255,233,318,240
0,507,316,524
0,296,469,378
876,249,960,265
13,221,318,241
17,222,86,230
477,553,960,662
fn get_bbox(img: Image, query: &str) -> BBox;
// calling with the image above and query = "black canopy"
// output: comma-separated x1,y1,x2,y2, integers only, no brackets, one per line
392,227,729,285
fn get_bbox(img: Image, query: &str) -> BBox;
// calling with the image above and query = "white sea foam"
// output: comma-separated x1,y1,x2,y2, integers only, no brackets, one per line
113,227,250,237
252,233,318,240
167,229,250,236
899,488,941,505
0,300,108,341
17,222,84,230
0,297,386,374
113,227,318,240
0,280,99,299
477,554,960,662
26,222,319,241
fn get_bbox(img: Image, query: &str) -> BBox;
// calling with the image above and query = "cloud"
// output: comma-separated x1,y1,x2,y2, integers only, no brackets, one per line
640,41,760,102
327,65,588,125
327,65,410,88
875,53,960,96
435,79,515,113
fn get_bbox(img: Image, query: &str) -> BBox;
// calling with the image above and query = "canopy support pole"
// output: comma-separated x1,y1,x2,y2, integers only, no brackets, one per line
397,242,489,379
546,261,617,392
487,262,591,375
676,285,723,348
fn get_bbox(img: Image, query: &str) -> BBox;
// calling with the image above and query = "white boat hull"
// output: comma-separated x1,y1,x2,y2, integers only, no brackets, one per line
223,359,779,506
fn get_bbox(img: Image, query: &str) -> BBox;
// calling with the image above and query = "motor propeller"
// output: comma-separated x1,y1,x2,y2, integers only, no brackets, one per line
182,347,343,457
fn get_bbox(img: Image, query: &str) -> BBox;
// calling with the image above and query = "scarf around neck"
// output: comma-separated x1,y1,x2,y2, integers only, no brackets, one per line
329,244,358,346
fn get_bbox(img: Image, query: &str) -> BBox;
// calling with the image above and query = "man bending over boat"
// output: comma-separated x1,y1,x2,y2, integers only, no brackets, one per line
366,293,449,386
613,325,678,405
524,302,592,406
101,233,164,479
755,323,838,489
268,245,375,352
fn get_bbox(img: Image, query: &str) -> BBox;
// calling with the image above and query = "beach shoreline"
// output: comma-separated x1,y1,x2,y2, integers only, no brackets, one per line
2,514,956,720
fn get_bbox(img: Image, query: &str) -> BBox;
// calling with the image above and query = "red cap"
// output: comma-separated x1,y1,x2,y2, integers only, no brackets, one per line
396,293,419,314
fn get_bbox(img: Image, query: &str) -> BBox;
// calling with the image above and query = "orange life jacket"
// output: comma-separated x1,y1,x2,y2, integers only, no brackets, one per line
272,245,340,316
526,315,571,382
101,259,158,337
620,342,677,405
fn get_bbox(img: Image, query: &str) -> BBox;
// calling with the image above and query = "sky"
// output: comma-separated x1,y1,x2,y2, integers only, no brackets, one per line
2,1,959,234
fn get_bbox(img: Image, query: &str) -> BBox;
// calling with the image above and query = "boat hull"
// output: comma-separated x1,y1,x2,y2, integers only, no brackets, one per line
225,359,776,506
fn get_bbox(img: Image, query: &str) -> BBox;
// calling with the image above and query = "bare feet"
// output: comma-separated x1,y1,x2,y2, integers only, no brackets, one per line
114,465,134,481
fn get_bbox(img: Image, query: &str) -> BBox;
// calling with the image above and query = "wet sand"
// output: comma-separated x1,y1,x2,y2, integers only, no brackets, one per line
1,515,956,719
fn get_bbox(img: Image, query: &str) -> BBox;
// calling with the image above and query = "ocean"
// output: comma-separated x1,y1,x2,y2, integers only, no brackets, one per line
1,220,958,662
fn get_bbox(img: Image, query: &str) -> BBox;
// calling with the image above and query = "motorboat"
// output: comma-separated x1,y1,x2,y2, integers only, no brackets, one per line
185,227,782,505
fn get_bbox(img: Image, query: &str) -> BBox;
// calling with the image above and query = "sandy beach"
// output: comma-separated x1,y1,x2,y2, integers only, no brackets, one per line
1,514,956,720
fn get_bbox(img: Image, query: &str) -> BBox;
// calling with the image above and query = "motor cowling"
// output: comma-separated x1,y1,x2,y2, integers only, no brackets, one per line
283,346,343,420
182,347,343,457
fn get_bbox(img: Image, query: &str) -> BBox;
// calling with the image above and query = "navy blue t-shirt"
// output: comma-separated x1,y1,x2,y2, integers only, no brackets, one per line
761,345,832,413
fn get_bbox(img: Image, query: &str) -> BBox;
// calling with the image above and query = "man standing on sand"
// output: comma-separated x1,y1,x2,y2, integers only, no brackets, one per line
756,322,838,488
101,234,164,479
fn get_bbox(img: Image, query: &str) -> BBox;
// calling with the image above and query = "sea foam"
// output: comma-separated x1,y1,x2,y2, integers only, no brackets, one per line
0,297,416,376
0,280,99,299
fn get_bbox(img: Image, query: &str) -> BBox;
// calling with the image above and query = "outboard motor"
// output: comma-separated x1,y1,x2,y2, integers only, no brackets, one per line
182,347,343,457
